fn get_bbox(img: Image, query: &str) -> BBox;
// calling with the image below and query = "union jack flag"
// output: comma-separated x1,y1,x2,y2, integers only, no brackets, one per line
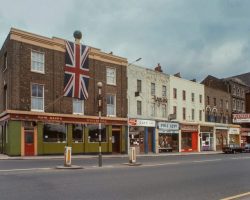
63,41,90,100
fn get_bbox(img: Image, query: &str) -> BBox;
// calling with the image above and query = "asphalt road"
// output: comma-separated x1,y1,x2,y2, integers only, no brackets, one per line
0,154,250,200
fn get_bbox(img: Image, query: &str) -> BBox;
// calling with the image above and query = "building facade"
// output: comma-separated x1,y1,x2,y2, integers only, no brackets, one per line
0,28,128,156
169,74,205,152
127,64,171,154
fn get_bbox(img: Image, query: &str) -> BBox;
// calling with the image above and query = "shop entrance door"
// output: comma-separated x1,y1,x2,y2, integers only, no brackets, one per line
112,131,120,153
25,130,34,156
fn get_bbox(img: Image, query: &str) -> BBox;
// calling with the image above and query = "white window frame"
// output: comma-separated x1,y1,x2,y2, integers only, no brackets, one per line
73,99,84,115
31,50,45,74
106,67,116,85
31,83,44,112
107,94,116,117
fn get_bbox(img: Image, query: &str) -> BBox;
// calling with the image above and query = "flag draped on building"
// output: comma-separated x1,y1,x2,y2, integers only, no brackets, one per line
63,41,90,100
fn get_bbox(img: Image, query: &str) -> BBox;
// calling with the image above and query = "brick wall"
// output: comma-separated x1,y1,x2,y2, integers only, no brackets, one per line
0,39,127,118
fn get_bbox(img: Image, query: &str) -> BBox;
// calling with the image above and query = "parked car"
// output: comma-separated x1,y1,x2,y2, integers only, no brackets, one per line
222,144,244,154
243,144,250,153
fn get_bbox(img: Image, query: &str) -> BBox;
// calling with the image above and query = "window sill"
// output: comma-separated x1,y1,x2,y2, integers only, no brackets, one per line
31,69,45,74
31,109,44,112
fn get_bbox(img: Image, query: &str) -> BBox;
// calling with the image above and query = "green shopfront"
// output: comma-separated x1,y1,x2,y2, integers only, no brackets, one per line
0,110,127,156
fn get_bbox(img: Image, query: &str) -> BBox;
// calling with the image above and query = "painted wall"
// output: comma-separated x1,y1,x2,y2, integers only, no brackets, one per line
169,75,205,123
7,121,21,156
127,64,170,120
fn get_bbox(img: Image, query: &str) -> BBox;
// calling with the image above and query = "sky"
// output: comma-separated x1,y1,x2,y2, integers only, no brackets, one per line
1,0,250,81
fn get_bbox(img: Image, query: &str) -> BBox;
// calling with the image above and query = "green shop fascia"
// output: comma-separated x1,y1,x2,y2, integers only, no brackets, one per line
0,110,127,156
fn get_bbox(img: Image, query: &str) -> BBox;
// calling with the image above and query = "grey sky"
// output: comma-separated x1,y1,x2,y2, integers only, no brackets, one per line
1,0,250,81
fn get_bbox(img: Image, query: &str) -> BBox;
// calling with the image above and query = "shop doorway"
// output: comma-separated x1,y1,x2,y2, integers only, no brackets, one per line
24,130,34,156
200,132,213,151
181,132,198,152
216,131,227,150
112,131,120,153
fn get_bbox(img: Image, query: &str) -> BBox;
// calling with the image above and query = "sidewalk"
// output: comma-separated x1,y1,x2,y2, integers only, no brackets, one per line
0,151,223,160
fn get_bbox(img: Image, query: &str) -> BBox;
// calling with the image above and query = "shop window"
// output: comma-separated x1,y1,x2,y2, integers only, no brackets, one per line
181,132,192,149
31,50,45,73
129,126,144,148
151,83,155,96
106,67,116,85
73,124,84,143
87,124,106,142
43,123,66,143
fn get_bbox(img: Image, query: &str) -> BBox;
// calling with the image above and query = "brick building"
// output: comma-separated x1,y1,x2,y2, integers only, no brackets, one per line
0,28,128,156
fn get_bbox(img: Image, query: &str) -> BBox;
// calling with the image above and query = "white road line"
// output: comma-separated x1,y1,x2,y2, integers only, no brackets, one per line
192,159,222,163
0,167,51,172
221,191,250,200
231,157,250,160
143,162,180,167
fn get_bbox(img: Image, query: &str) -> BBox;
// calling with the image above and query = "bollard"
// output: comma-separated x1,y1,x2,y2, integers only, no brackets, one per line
64,146,72,167
129,147,136,164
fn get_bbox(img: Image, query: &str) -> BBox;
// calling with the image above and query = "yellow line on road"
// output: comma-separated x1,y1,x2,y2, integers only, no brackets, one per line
221,192,250,200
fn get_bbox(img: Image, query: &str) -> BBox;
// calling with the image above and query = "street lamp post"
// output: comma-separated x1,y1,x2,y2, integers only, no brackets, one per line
97,82,103,167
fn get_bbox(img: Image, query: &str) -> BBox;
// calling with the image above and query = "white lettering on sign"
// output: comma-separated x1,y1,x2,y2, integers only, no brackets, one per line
158,122,179,131
233,114,250,123
229,128,240,135
129,119,155,127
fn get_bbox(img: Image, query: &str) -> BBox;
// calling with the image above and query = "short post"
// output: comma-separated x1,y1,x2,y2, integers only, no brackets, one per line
97,82,103,167
129,147,136,164
64,146,72,167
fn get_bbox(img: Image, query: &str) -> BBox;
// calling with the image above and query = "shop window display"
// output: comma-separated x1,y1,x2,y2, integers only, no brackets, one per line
43,123,66,143
129,126,144,153
159,133,178,152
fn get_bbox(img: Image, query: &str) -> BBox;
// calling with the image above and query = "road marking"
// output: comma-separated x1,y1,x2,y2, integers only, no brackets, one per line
231,157,250,160
0,167,51,172
192,159,222,163
142,162,180,167
221,191,250,200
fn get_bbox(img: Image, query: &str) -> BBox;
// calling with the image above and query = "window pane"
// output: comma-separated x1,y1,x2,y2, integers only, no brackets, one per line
31,51,44,72
43,124,66,142
32,84,37,96
87,124,106,142
73,124,83,142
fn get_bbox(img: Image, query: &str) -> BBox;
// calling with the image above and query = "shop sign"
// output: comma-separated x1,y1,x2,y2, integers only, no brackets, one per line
233,114,250,123
229,128,240,135
129,119,155,127
181,124,198,132
215,126,228,130
158,122,179,131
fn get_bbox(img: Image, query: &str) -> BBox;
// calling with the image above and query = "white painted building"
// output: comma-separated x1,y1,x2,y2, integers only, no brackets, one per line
169,75,205,123
127,64,170,154
169,75,205,152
